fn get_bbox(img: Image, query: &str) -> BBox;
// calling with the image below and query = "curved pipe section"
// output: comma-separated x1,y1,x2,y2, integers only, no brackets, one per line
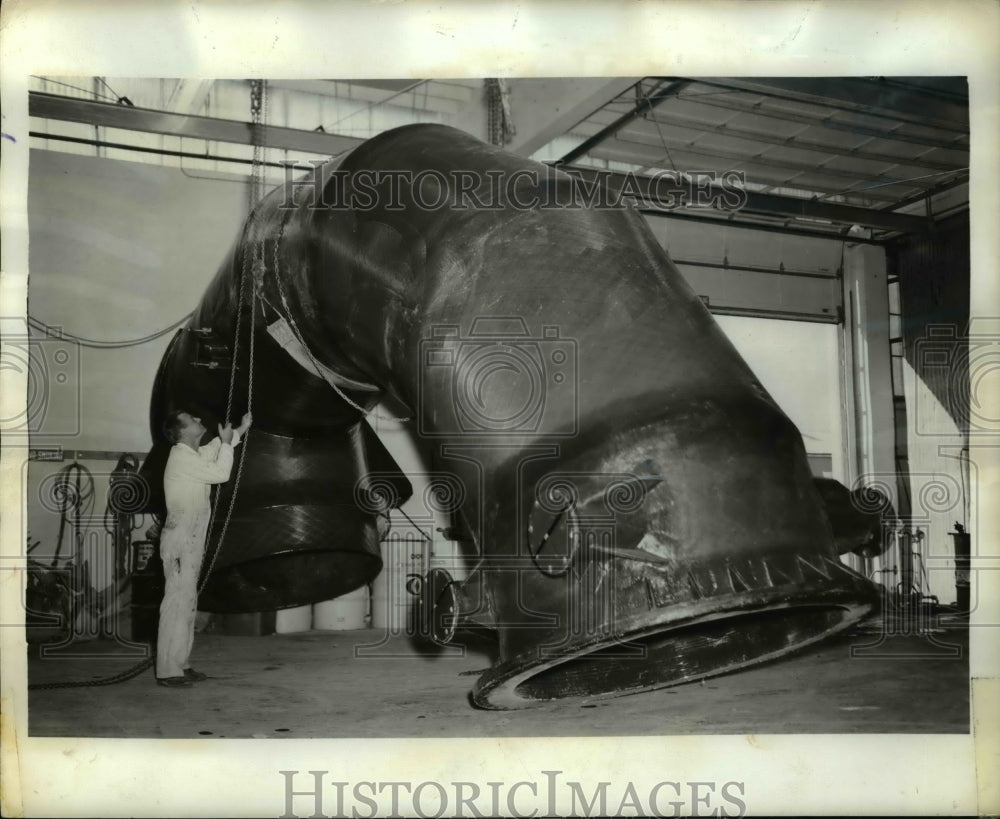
145,123,879,703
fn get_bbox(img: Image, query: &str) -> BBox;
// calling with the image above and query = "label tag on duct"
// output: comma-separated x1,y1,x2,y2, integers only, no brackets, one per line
266,317,379,393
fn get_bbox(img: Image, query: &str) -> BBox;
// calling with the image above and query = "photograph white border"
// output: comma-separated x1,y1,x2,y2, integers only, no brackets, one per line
2,1,998,815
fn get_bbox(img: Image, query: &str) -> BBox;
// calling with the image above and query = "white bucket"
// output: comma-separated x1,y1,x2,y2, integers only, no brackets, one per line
313,586,369,630
370,530,426,632
275,604,313,634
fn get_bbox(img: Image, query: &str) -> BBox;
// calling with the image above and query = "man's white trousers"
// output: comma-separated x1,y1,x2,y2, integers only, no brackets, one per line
155,506,211,678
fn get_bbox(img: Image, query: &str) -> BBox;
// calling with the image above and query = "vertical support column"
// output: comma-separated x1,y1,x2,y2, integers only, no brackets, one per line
840,243,897,579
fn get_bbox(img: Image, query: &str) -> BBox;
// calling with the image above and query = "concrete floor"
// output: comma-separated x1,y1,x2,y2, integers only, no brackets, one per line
27,614,969,738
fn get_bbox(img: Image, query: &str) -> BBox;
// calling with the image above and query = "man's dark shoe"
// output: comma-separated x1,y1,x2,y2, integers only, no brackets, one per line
156,676,192,688
183,668,208,682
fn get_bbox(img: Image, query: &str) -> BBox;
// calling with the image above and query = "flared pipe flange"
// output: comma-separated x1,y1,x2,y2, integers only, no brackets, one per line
471,550,878,709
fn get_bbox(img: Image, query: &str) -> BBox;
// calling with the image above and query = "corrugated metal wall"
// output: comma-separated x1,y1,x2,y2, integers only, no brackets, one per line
889,210,970,436
887,211,970,603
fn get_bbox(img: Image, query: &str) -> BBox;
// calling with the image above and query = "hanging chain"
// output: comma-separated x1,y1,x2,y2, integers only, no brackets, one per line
200,78,265,587
486,79,501,146
269,230,374,416
264,214,411,423
249,73,405,423
485,79,515,147
28,81,267,692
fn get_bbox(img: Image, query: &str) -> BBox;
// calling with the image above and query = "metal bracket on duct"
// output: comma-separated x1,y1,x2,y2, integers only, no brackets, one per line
144,123,887,709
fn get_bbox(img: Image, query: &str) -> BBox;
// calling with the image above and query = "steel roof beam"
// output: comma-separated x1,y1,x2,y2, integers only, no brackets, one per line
557,79,690,164
579,140,904,203
879,175,970,214
684,77,969,134
638,208,886,245
29,91,364,157
29,90,933,235
638,110,963,173
669,88,968,152
562,165,930,234
610,127,968,203
610,125,939,189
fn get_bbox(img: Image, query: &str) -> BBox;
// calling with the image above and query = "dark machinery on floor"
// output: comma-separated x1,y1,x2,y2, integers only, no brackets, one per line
141,123,891,709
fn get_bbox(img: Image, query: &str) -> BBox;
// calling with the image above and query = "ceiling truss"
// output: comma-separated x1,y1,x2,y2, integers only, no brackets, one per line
28,73,969,241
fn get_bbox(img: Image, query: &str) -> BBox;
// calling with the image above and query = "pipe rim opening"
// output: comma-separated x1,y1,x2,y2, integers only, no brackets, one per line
198,549,382,612
477,602,869,709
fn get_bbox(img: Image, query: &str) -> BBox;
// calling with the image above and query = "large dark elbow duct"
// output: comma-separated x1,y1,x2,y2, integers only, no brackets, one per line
144,123,880,707
140,247,413,612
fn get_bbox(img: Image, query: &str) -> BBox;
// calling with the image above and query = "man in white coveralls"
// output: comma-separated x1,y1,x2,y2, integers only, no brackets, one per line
155,409,252,687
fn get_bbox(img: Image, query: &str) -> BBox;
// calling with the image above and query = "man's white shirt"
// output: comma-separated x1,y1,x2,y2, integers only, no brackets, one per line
163,430,242,513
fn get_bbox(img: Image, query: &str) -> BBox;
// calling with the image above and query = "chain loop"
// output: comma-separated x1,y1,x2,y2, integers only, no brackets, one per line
200,79,266,586
265,218,410,423
30,80,268,691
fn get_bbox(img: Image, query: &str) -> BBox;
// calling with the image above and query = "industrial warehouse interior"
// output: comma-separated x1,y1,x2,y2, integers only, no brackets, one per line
14,71,979,746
